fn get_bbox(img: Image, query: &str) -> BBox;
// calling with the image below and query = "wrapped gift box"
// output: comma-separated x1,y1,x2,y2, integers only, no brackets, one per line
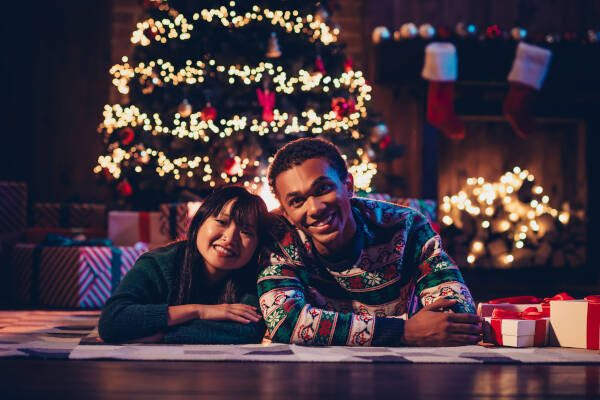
0,181,27,234
10,242,148,308
483,316,549,347
550,299,600,350
33,203,106,229
108,211,170,246
159,201,202,240
477,302,543,317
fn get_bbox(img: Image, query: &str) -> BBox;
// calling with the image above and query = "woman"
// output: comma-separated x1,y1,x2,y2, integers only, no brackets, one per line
99,186,270,344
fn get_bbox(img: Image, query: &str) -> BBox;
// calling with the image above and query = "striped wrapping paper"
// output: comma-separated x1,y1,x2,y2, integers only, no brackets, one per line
0,182,27,234
33,203,106,229
10,243,148,308
360,193,437,222
159,201,202,240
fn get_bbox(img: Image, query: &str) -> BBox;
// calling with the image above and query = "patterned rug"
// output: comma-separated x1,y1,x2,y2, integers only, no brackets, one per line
1,310,599,363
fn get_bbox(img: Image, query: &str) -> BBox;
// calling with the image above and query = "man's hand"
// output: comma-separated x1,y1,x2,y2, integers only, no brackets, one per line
197,304,262,324
401,298,482,346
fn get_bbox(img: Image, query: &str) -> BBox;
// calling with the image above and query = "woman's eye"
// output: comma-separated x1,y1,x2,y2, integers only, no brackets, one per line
289,198,304,207
242,230,255,237
215,219,227,225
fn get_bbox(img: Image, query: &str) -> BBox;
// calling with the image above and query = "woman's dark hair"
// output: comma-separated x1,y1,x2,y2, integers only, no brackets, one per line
176,185,270,305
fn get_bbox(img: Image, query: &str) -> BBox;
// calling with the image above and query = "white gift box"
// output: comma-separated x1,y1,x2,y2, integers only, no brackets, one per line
550,300,600,350
483,317,549,347
108,211,170,246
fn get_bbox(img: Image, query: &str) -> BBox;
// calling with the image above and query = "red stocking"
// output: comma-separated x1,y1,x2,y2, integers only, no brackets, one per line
503,42,552,139
503,82,536,138
426,81,465,140
422,43,465,140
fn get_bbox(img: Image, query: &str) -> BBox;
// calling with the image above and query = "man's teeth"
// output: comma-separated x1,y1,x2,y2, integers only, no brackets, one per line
313,214,334,227
214,245,234,256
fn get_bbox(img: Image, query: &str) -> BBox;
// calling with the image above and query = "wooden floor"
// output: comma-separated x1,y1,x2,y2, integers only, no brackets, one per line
1,360,599,399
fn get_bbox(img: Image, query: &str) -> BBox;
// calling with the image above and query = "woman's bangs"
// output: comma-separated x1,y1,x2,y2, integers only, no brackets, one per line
229,196,261,233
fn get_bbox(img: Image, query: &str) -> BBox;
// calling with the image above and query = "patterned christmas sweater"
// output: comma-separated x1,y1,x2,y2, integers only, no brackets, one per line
257,197,475,346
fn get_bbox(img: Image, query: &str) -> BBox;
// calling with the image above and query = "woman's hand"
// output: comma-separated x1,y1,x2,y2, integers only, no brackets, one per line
197,304,262,324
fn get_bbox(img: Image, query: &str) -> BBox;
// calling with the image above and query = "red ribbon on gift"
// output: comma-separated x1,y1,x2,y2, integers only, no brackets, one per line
138,212,151,243
490,306,548,346
584,295,600,349
489,296,543,304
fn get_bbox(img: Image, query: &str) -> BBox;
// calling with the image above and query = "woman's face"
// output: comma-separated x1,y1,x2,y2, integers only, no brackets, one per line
196,199,259,276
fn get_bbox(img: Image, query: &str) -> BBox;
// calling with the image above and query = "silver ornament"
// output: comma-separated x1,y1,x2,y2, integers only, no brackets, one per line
394,22,418,40
178,99,192,118
455,22,477,37
510,27,527,41
372,26,391,44
370,123,389,142
419,23,436,39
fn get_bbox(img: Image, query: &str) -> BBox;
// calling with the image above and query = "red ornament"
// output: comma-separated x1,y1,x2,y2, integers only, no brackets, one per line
140,0,161,9
331,97,356,120
201,103,217,121
223,156,242,176
486,25,502,39
315,56,326,75
119,128,135,145
144,26,158,38
116,181,133,197
344,57,353,73
101,167,113,182
438,26,452,39
378,136,391,149
257,88,275,122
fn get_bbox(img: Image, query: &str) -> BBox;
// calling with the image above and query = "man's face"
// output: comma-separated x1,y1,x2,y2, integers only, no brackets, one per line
274,158,356,256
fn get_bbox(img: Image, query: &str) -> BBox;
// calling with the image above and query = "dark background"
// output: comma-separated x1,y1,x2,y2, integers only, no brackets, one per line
1,0,598,297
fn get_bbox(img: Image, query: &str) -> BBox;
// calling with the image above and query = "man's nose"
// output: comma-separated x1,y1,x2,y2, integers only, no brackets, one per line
307,196,327,216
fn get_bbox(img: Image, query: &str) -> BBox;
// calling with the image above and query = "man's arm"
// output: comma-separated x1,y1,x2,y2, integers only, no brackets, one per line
409,214,476,314
257,243,406,347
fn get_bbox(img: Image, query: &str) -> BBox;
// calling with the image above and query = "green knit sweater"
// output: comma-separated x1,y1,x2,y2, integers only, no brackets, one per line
98,241,265,344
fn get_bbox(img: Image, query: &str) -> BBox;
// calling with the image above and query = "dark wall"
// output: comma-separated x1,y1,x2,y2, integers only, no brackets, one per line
0,1,113,203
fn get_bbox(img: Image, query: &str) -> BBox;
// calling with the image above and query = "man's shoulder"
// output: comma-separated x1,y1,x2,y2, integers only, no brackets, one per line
351,197,426,227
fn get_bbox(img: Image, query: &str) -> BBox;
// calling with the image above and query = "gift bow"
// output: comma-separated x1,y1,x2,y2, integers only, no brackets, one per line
491,307,548,320
489,292,574,305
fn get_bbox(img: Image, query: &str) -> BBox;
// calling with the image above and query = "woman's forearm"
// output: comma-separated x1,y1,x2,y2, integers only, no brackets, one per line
167,304,200,326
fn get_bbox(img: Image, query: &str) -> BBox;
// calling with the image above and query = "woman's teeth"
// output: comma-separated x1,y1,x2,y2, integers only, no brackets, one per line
214,245,235,256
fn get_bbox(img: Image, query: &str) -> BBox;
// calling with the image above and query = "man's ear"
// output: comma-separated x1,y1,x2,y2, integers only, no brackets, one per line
345,173,354,197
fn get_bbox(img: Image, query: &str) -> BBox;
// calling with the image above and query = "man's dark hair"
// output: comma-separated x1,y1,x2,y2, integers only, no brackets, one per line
267,137,348,194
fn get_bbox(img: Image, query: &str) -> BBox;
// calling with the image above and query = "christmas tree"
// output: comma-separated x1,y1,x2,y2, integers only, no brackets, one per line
95,0,400,209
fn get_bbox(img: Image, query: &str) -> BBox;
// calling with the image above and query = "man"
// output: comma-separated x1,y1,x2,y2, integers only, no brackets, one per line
258,137,481,346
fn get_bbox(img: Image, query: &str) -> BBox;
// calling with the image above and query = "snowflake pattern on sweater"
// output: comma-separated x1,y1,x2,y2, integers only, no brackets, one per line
257,198,475,346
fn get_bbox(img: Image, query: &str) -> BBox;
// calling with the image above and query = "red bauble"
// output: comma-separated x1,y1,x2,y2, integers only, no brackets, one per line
119,128,135,145
438,26,452,39
102,167,113,182
144,26,158,38
116,181,133,197
201,104,217,121
331,97,356,120
486,25,502,39
223,156,242,176
315,56,326,75
140,0,161,9
344,57,353,73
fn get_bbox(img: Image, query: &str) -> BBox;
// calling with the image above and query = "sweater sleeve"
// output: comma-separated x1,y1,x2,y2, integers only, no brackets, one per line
408,214,476,314
98,253,170,343
257,238,406,347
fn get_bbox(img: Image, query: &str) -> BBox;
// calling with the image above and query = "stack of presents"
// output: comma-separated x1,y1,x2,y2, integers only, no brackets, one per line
0,181,201,309
479,294,600,350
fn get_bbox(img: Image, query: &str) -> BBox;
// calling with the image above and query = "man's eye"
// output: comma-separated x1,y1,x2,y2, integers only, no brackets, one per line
316,183,333,194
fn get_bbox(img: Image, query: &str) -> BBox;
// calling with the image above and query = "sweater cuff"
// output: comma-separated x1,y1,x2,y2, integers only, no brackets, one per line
143,303,169,333
371,317,406,347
